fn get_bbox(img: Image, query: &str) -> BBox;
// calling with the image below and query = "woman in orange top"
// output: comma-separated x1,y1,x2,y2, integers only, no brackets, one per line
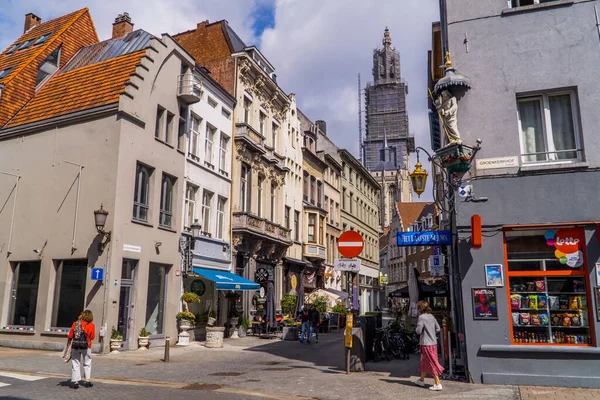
67,310,96,389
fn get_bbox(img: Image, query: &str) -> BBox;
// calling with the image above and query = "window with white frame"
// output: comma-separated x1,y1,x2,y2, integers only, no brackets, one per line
159,173,176,228
257,176,264,217
205,125,216,166
178,106,188,152
270,183,276,222
221,107,231,119
184,183,197,229
219,134,229,174
207,96,218,108
241,164,250,212
517,90,581,163
244,97,252,124
272,122,278,151
259,112,266,136
188,115,201,160
216,197,226,239
133,163,152,222
201,190,213,235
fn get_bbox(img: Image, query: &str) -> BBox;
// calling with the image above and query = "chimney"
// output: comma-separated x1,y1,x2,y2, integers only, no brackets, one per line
197,20,210,29
24,13,42,33
112,12,133,39
316,120,327,135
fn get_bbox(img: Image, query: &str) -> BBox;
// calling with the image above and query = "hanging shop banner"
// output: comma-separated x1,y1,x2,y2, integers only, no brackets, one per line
397,230,452,246
544,228,584,268
472,288,498,320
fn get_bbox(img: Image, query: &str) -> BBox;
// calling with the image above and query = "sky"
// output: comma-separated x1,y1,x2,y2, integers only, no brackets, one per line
0,0,440,200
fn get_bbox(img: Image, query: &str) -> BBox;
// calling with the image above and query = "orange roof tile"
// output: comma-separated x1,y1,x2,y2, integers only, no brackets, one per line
397,202,432,231
6,50,144,128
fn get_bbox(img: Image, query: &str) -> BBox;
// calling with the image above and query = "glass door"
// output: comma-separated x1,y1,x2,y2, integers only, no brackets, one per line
118,286,132,349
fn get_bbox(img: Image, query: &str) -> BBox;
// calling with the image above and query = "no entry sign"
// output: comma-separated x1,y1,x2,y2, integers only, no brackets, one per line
338,230,364,258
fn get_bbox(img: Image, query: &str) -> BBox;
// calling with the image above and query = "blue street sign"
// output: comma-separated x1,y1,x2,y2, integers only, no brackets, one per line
397,230,452,246
432,246,441,256
91,268,104,281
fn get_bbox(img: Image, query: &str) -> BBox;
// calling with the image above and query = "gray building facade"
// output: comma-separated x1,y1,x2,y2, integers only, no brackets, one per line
442,0,600,388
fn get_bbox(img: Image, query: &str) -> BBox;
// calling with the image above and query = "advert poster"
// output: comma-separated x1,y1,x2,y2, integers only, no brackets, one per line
485,264,504,287
472,288,498,320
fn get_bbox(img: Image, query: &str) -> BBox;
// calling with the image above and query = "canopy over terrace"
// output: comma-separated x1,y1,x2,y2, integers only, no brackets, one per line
192,268,260,291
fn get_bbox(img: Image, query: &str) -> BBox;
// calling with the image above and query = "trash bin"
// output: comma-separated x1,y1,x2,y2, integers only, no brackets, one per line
357,315,376,362
349,327,365,372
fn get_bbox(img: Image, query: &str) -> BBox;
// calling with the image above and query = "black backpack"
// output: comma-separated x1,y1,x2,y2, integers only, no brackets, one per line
72,321,88,350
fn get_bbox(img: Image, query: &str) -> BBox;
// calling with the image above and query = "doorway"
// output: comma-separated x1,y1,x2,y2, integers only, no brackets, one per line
118,259,137,350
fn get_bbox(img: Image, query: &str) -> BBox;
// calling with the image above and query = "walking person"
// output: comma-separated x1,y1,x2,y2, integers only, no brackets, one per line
67,310,96,389
309,304,320,344
298,305,310,343
413,301,444,391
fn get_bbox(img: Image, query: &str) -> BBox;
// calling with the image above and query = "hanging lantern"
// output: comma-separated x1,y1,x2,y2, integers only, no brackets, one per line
409,162,428,197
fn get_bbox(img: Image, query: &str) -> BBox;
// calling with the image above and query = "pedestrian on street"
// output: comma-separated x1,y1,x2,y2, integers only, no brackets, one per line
298,305,310,343
67,310,96,389
413,301,444,391
309,304,320,344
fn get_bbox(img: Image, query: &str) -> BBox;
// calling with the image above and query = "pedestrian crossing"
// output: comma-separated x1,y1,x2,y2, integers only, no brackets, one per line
0,371,46,388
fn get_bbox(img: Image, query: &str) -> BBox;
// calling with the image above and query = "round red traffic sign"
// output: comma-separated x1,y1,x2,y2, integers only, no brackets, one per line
338,230,364,258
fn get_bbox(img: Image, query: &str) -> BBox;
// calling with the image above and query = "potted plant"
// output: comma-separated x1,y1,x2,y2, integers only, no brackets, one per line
281,293,298,317
138,327,150,350
176,310,195,346
282,316,299,341
238,316,250,338
229,308,241,327
110,326,123,354
207,310,217,326
181,292,201,308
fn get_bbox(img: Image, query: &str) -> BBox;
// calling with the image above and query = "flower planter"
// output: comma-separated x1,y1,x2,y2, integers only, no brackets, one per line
206,326,225,348
207,317,216,326
437,142,474,174
238,327,248,337
177,320,193,346
109,339,122,354
282,326,298,341
137,336,149,350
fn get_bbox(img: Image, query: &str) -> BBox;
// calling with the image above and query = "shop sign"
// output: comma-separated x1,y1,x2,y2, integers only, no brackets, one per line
545,228,584,268
397,231,452,246
123,244,141,253
476,156,519,170
379,274,388,285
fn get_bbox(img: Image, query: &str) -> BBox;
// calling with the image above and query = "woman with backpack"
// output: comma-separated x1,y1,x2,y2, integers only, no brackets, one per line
67,310,96,389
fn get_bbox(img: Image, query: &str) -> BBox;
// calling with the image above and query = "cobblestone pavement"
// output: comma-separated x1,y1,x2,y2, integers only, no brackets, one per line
520,386,600,400
0,332,520,399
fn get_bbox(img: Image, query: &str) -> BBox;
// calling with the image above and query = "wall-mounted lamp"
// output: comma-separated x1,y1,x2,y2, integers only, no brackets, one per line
94,204,111,252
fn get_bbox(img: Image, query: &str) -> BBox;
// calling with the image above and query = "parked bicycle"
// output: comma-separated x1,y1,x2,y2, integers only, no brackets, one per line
371,322,420,362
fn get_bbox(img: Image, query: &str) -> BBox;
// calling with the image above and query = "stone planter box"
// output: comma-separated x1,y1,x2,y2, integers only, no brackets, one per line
282,326,298,341
137,336,149,350
206,326,225,348
190,326,206,342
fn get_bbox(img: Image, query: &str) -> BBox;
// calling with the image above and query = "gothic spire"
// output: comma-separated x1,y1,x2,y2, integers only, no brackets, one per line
382,26,392,47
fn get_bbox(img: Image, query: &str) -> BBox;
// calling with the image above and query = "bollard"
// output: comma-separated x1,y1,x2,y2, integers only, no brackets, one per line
164,336,170,362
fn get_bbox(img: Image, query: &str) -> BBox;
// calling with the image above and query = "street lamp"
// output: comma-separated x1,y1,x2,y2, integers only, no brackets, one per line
93,204,111,252
409,160,428,198
180,219,202,278
190,219,202,238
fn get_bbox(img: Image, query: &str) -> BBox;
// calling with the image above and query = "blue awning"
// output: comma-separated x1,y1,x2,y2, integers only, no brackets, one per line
192,268,259,291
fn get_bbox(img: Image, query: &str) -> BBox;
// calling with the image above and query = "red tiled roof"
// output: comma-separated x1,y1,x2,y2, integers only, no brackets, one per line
397,202,432,231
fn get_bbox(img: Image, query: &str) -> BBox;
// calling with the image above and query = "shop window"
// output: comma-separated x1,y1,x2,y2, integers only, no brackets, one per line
505,228,593,345
145,263,168,336
517,90,581,163
8,261,41,327
52,260,87,328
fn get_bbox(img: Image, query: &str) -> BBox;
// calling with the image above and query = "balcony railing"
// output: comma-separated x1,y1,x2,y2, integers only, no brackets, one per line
232,212,291,243
178,74,202,104
235,123,265,153
303,243,326,260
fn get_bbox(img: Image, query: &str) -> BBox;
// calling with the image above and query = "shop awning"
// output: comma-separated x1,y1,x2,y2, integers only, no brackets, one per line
192,268,259,291
325,288,349,299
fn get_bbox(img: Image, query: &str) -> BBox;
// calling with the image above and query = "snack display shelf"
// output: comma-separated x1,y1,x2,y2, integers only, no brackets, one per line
512,308,547,312
551,326,589,329
512,291,544,295
547,292,586,295
514,325,548,328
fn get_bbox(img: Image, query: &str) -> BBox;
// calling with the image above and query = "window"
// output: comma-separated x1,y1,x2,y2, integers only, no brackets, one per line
308,213,316,242
216,197,226,239
52,260,87,328
205,125,215,166
19,39,35,50
34,33,52,45
259,112,266,136
207,96,218,108
505,227,593,345
349,192,353,213
272,123,278,150
257,177,264,217
342,188,346,210
270,184,276,222
329,199,333,223
159,174,176,228
221,107,231,119
0,67,12,79
178,106,188,151
509,0,558,7
188,115,201,159
184,183,197,228
285,206,291,229
35,46,60,86
518,90,580,163
319,216,324,245
421,259,425,273
8,262,40,327
133,163,152,222
201,190,213,234
6,43,20,55
244,97,252,124
145,263,168,336
241,164,250,212
219,134,229,173
155,106,165,139
165,112,175,144
294,211,300,242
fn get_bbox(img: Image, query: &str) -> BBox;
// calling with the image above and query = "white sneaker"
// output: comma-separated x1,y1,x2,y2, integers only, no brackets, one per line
413,380,425,387
429,384,443,391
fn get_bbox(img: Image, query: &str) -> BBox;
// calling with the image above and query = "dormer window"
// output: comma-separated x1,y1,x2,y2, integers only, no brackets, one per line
0,67,13,79
6,43,21,55
34,33,52,46
19,39,36,50
36,47,61,87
